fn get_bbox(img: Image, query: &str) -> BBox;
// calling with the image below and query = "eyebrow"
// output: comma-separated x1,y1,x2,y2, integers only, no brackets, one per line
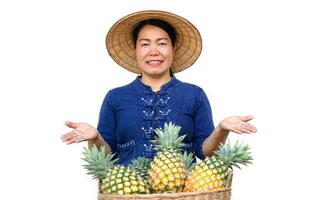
138,38,169,42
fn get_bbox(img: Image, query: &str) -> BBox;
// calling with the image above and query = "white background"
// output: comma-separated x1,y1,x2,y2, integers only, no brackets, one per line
1,0,311,199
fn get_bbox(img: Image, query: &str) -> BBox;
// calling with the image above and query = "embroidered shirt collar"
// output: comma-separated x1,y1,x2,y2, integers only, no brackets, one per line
132,75,179,93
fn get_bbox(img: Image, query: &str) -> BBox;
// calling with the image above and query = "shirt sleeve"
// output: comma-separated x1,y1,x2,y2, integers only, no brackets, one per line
192,88,215,159
97,90,117,154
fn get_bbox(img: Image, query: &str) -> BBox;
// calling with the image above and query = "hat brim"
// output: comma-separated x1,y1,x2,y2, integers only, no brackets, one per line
106,10,202,74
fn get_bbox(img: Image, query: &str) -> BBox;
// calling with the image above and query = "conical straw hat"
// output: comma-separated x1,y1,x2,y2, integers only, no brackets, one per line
106,10,202,74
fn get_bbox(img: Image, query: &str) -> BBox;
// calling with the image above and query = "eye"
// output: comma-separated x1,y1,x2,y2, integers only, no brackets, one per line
159,42,167,46
140,43,149,47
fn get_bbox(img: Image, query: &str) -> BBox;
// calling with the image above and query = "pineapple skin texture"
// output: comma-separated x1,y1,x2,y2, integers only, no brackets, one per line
183,156,228,192
149,150,186,193
101,165,149,195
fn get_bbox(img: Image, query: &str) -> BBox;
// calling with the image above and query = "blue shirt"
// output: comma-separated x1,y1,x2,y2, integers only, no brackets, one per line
97,76,214,166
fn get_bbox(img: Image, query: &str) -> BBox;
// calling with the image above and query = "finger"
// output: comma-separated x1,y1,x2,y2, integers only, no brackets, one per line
61,131,76,141
242,123,257,132
231,127,243,134
239,123,258,134
64,132,79,144
65,121,77,129
238,126,250,133
239,115,254,122
66,137,77,145
67,135,84,144
238,126,253,134
247,125,257,132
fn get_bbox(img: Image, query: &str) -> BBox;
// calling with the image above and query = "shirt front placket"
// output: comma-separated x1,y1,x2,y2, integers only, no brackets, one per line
141,90,171,158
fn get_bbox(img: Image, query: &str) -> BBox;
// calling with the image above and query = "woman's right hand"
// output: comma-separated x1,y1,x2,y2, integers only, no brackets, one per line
61,121,99,144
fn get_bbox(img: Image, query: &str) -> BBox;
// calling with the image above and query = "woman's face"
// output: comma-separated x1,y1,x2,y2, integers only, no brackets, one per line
135,25,174,78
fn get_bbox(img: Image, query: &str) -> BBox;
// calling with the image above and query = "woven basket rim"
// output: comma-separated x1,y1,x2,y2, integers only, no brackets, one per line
98,187,231,198
98,171,233,199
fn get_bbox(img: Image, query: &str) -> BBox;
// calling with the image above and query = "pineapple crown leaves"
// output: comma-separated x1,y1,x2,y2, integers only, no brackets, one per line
81,144,117,180
152,122,186,151
129,156,151,171
182,151,196,171
215,140,253,170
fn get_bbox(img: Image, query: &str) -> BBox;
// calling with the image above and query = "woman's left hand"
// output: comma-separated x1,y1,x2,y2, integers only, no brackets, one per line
219,115,257,134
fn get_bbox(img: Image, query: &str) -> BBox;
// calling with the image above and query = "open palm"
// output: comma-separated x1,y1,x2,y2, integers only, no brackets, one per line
61,121,99,144
219,115,257,134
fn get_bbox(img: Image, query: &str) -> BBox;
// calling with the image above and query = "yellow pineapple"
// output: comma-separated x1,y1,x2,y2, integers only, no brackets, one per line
149,122,187,193
184,141,252,192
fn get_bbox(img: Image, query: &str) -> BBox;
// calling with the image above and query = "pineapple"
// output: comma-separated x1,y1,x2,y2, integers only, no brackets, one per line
182,151,196,173
101,165,149,194
129,156,151,181
184,141,252,192
149,122,187,193
82,145,149,195
82,144,116,180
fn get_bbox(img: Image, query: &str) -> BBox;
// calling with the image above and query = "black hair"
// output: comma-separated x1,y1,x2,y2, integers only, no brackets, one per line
132,18,176,48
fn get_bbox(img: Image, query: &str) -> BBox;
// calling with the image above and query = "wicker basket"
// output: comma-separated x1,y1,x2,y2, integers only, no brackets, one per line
98,172,233,200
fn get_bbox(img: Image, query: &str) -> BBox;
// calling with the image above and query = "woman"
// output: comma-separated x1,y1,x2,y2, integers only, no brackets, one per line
61,10,257,166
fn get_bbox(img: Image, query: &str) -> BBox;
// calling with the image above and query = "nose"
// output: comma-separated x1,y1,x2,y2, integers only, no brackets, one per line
148,45,159,56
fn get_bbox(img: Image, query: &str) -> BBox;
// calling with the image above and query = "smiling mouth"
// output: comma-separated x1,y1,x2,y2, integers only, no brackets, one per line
146,60,163,65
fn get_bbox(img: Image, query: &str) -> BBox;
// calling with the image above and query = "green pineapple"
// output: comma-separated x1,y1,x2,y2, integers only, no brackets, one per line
129,156,151,181
82,145,116,180
82,145,149,194
149,122,187,193
182,151,196,172
184,141,252,192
